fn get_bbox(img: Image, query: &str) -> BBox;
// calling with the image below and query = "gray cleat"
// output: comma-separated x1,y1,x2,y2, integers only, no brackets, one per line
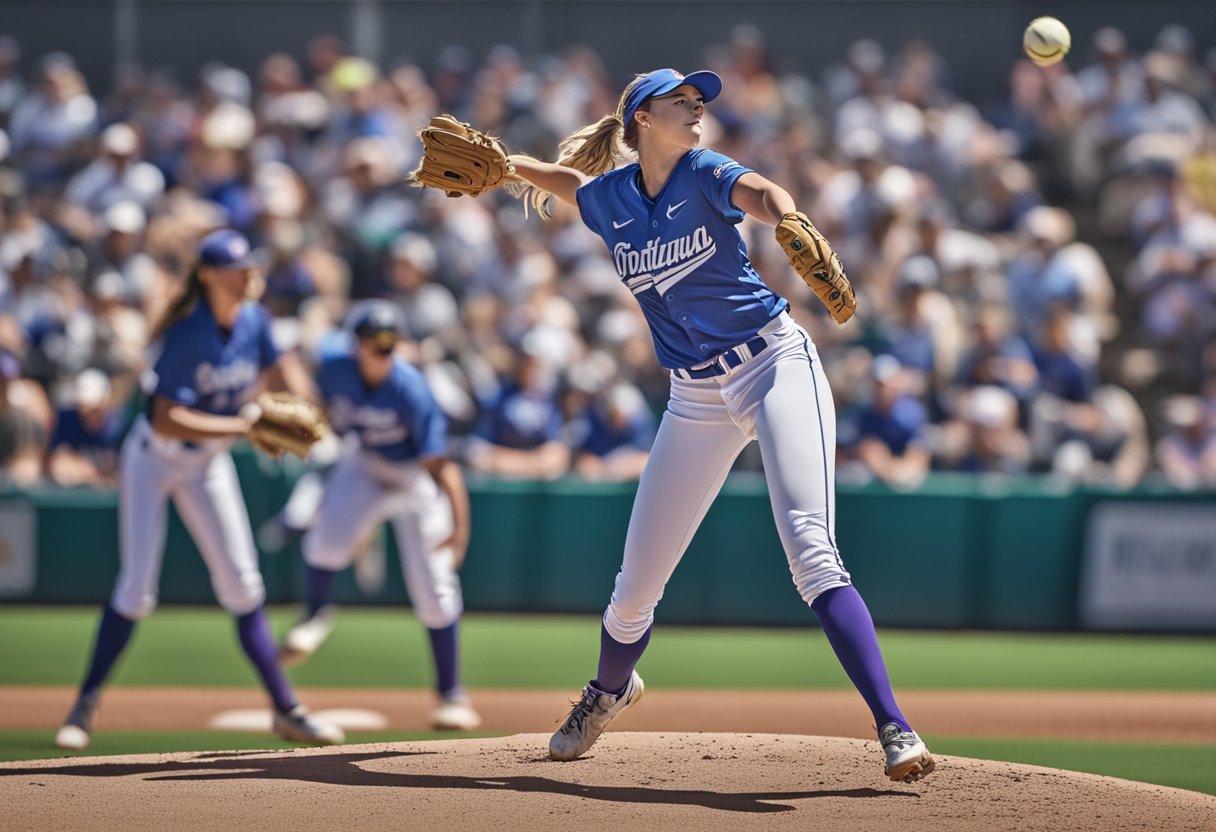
272,705,345,745
549,670,644,761
880,722,936,783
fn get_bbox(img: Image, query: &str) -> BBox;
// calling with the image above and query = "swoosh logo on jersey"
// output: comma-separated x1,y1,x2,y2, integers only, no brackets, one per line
666,200,688,220
612,218,634,229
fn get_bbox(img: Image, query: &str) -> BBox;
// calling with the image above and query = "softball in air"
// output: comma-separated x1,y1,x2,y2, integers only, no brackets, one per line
1023,16,1071,66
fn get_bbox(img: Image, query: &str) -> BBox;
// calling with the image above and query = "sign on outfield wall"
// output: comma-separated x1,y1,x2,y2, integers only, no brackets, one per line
0,502,36,596
1080,502,1216,630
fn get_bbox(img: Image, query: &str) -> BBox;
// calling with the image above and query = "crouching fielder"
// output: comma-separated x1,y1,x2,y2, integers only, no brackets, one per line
413,69,934,781
56,230,343,751
279,301,479,731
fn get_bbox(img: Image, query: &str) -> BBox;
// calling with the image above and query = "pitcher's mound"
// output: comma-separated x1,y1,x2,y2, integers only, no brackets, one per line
3,733,1213,832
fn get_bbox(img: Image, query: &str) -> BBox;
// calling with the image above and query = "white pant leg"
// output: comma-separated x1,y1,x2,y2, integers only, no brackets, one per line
390,476,462,630
111,430,173,619
302,450,393,572
171,452,266,616
603,378,751,643
742,330,851,605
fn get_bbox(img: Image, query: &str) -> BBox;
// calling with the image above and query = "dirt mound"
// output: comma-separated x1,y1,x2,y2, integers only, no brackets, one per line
3,733,1214,832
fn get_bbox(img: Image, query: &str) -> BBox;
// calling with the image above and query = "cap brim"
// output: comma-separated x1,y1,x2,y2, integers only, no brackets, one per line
650,70,723,104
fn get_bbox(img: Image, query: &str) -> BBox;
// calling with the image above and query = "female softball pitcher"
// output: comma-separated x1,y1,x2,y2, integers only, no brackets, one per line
55,229,344,751
426,69,934,781
276,301,480,732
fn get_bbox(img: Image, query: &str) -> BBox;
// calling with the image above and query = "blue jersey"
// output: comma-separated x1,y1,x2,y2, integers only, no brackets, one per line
475,383,564,450
50,407,126,468
318,353,447,463
571,405,656,457
576,148,788,369
151,301,279,415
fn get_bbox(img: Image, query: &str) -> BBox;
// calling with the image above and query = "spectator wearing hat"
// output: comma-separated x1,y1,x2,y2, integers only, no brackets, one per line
874,255,941,391
47,368,126,487
87,201,157,308
938,385,1032,475
464,342,569,480
568,381,655,482
853,355,931,489
387,233,459,342
1006,206,1084,339
65,122,165,216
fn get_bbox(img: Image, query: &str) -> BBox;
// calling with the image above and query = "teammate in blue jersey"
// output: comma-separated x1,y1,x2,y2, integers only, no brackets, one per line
277,301,480,731
55,230,344,752
495,68,935,781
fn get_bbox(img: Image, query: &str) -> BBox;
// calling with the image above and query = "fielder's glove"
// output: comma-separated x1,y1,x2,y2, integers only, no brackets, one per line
775,211,857,325
409,114,516,198
243,392,329,460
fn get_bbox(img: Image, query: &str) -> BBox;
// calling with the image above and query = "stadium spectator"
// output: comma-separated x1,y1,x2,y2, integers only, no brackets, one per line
47,368,124,487
0,32,1212,491
1156,395,1216,489
0,345,51,485
853,356,932,489
568,381,655,482
464,344,569,480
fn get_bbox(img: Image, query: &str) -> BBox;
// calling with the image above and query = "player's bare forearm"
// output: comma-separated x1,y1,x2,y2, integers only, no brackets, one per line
508,155,591,208
425,456,471,567
731,172,797,226
152,395,254,441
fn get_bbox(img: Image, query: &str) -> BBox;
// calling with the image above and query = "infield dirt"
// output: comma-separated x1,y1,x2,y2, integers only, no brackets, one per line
4,732,1215,832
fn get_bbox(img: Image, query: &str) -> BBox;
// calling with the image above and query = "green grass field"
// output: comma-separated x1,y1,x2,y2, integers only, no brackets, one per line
2,606,1214,796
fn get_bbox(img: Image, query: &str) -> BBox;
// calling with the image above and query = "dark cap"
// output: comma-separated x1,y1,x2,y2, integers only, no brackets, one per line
350,300,403,346
198,229,266,269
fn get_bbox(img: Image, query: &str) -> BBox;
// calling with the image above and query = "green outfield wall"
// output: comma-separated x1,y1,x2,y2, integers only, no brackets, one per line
2,455,1213,631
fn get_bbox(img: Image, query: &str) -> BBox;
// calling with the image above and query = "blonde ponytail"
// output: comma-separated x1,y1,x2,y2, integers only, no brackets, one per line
509,76,648,218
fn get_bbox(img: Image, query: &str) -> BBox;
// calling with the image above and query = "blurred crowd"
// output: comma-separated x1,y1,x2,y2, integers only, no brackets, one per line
2,23,1215,491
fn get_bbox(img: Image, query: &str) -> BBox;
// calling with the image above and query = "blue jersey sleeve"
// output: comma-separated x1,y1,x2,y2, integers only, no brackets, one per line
152,325,201,406
397,370,448,458
692,150,752,223
575,178,606,237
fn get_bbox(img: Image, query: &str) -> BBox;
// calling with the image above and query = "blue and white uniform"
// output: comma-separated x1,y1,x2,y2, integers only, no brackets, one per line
114,297,278,619
303,350,462,630
575,131,849,645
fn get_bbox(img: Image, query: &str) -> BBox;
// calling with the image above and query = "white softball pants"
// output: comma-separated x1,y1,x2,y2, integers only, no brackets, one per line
603,314,851,643
302,448,462,629
112,417,265,619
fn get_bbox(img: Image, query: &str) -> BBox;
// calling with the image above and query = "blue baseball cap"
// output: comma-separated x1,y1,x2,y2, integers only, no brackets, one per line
622,68,723,127
350,300,403,345
197,229,265,269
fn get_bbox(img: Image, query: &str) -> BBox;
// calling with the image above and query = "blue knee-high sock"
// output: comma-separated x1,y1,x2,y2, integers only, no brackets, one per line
811,585,909,732
80,605,137,697
595,622,652,695
305,566,337,617
426,622,461,698
235,606,297,713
